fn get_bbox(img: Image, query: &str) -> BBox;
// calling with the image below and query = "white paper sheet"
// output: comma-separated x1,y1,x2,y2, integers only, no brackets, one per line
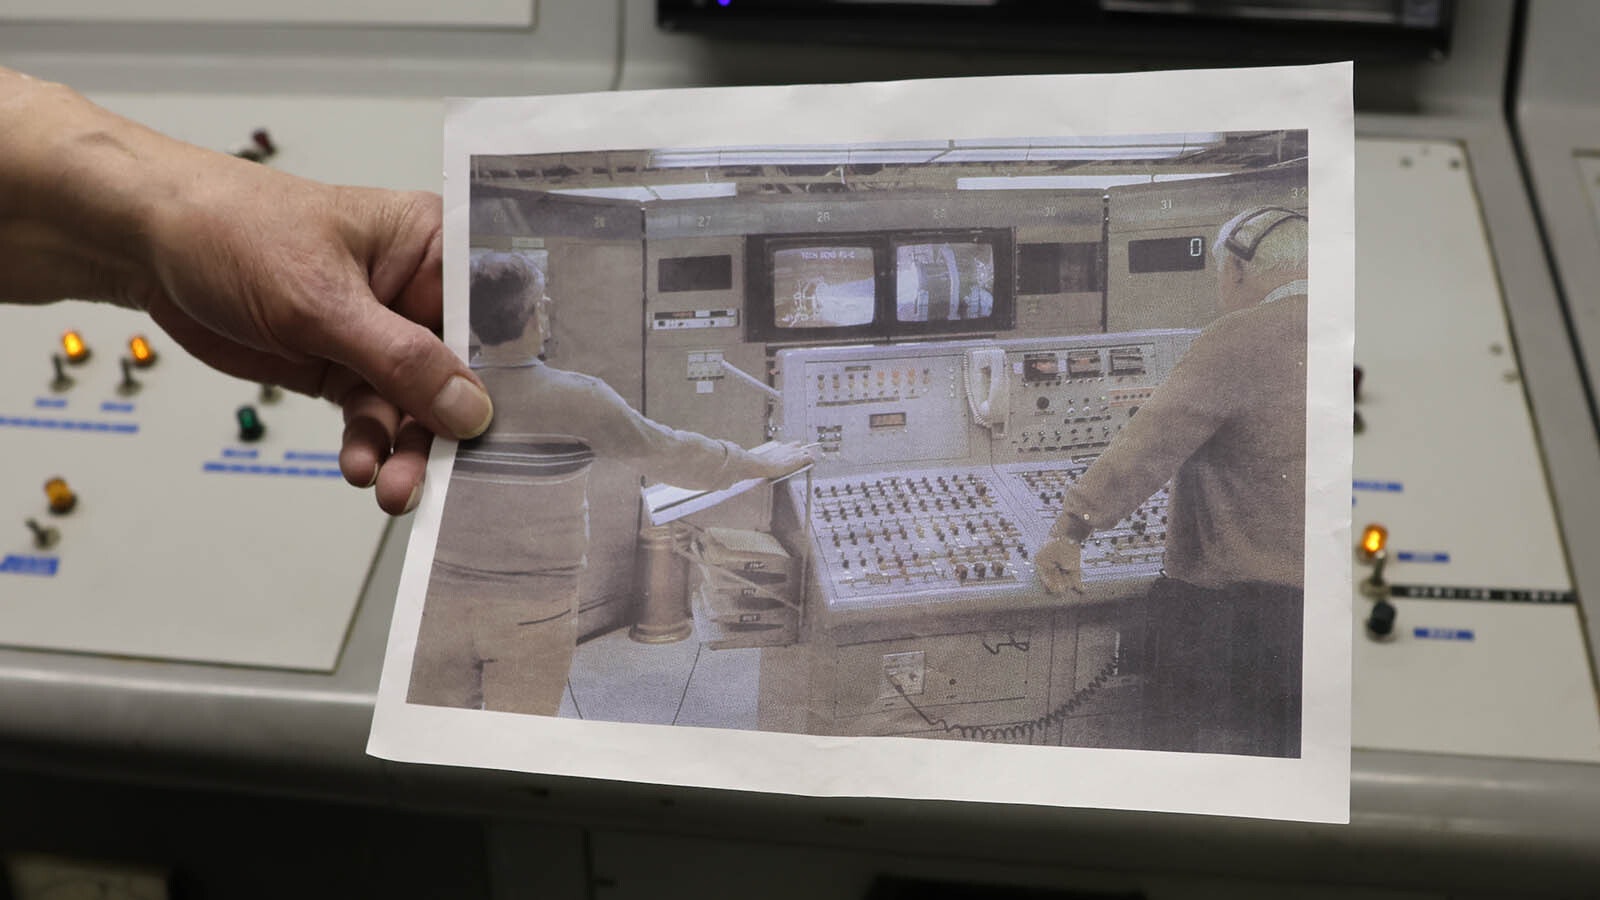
369,65,1354,823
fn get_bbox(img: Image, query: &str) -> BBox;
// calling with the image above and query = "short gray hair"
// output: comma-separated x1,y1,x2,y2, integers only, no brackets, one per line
470,252,545,346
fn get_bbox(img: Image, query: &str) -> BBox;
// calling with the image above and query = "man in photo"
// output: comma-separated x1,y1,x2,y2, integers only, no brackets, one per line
408,251,813,716
1036,205,1308,757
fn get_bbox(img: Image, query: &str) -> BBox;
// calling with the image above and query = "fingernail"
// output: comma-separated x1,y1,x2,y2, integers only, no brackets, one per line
364,462,380,488
432,375,493,439
403,482,423,515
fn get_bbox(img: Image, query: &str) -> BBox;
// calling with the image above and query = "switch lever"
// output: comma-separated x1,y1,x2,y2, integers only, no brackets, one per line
50,354,74,392
25,518,59,549
118,358,141,396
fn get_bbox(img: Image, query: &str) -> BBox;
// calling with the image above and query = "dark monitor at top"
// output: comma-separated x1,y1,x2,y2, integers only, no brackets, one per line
659,0,1454,63
748,229,1013,343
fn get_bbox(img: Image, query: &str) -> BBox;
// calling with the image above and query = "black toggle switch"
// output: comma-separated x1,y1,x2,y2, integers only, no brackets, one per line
1367,599,1397,638
25,518,59,549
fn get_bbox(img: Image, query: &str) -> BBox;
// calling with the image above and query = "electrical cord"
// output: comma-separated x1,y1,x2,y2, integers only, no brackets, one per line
888,651,1121,743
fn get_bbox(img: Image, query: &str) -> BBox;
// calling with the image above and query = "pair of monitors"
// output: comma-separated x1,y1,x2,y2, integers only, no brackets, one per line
746,229,1015,343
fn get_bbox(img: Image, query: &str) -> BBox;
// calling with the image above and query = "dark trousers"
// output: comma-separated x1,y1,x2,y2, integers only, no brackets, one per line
1142,578,1303,757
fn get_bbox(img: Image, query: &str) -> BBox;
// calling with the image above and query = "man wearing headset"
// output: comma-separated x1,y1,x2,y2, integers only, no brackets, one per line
1036,205,1308,758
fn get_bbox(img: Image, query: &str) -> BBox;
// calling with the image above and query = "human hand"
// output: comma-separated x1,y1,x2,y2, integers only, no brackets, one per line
0,74,489,516
749,441,815,479
1037,537,1085,596
135,175,488,516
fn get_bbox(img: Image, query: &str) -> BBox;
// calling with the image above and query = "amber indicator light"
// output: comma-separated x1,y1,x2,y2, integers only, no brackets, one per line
44,477,77,515
1359,523,1388,561
61,331,90,364
129,335,157,367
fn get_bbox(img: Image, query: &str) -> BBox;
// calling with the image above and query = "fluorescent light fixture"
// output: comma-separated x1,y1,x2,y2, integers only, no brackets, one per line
550,187,654,202
648,182,739,200
937,147,1190,162
940,133,1223,162
949,133,1220,150
551,182,739,202
1152,173,1233,182
651,143,948,168
956,172,1233,190
648,134,1224,168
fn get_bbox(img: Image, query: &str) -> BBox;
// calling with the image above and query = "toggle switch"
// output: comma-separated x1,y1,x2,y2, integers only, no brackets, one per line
117,358,141,396
44,477,77,515
25,518,59,549
236,406,266,442
234,128,279,163
50,354,74,392
1358,523,1390,600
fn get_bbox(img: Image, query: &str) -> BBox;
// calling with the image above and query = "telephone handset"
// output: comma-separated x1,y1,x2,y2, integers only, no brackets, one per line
964,347,1010,436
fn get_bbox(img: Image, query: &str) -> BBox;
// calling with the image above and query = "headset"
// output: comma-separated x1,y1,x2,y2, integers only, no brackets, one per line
1219,206,1307,262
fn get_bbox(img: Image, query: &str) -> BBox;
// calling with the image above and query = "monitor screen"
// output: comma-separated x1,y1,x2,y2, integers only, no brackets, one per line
1018,241,1104,294
888,229,1013,337
771,246,877,329
658,0,1454,62
895,241,996,323
659,254,734,293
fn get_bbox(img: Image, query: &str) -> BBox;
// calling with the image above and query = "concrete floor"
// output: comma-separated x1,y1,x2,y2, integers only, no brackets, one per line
560,625,761,731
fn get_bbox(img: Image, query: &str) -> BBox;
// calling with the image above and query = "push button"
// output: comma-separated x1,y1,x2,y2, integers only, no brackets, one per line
237,406,266,442
44,477,77,515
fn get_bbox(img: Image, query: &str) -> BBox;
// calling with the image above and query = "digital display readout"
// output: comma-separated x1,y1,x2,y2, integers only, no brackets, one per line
1128,236,1207,273
869,412,908,430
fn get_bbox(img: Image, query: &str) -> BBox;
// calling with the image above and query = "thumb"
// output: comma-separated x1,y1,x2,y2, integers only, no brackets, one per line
318,296,492,440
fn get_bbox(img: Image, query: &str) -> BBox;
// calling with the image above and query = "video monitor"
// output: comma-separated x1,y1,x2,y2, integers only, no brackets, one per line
772,245,877,329
748,235,886,342
1018,241,1104,295
895,241,995,322
658,0,1455,62
889,230,1013,337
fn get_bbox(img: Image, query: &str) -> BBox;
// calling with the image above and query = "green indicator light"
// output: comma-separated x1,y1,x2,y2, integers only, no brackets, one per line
237,405,265,442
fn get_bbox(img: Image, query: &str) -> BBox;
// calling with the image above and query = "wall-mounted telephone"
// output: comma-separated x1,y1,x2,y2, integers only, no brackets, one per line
964,347,1010,436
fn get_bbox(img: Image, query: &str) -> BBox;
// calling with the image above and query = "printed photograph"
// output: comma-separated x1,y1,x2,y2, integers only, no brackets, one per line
405,130,1311,759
